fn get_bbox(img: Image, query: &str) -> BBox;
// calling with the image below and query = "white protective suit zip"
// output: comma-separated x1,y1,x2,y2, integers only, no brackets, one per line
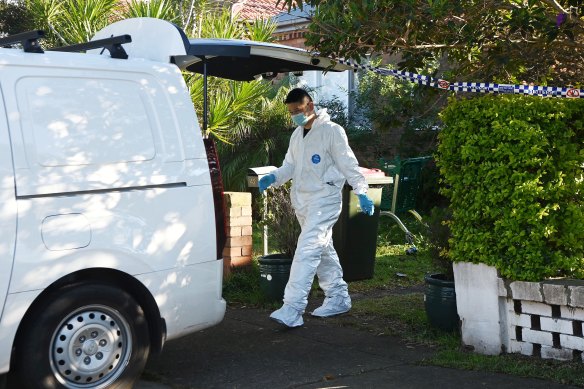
272,109,368,313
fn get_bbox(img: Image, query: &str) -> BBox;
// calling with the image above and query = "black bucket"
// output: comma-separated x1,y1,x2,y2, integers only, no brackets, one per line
424,273,459,331
258,254,292,302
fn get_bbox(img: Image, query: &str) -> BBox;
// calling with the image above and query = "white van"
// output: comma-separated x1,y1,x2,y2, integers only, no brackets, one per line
0,18,348,389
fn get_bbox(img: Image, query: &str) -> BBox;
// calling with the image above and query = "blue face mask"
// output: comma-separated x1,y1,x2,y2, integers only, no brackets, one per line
291,112,310,127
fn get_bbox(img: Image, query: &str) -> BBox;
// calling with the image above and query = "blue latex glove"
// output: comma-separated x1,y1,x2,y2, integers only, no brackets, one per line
358,194,375,216
259,173,276,193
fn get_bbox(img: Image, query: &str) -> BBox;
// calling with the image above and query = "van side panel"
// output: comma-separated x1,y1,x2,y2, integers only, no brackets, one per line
2,52,217,293
10,183,216,293
0,87,17,372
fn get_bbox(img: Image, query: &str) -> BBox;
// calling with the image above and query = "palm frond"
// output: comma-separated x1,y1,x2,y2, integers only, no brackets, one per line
244,18,276,42
123,0,178,22
200,7,243,39
58,0,119,43
25,0,65,45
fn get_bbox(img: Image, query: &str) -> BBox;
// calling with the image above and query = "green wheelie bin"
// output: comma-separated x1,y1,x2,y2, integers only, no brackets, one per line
333,168,392,281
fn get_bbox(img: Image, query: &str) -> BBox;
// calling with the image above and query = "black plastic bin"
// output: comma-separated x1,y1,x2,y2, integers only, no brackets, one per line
333,169,392,281
258,254,292,301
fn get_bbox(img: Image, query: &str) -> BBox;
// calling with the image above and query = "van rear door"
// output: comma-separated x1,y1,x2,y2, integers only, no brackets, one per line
172,38,352,81
0,89,17,319
91,18,352,80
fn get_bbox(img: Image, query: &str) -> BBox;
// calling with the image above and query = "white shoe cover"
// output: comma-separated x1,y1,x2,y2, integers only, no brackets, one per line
311,295,351,317
270,304,304,327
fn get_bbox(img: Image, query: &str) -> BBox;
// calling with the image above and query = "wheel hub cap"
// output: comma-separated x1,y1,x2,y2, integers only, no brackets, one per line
50,305,132,388
82,340,98,356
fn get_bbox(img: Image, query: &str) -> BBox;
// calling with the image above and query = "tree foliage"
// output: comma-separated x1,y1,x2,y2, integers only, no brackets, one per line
0,0,30,35
279,0,584,85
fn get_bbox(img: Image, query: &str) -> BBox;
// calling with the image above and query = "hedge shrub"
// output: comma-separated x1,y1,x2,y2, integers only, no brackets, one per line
438,95,584,281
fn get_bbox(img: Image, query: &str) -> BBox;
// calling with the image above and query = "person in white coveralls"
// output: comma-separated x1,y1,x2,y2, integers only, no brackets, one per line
259,88,375,328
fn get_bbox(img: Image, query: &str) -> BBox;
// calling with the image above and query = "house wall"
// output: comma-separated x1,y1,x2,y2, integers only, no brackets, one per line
274,31,307,48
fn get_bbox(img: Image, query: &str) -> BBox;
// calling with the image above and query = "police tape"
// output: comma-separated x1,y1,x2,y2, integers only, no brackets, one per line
336,58,584,99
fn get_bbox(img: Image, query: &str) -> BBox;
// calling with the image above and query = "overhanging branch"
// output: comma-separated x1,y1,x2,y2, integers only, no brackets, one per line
541,0,569,14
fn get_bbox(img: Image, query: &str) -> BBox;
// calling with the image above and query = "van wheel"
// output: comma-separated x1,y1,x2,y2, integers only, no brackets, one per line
11,283,150,389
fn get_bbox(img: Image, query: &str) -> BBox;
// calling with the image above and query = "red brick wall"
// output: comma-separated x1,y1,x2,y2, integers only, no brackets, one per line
274,30,307,49
223,192,253,277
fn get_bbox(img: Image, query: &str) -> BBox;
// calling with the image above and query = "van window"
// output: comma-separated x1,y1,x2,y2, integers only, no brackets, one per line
17,77,156,167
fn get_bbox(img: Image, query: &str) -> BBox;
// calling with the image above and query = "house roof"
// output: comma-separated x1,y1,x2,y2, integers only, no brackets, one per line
273,4,313,24
232,0,286,21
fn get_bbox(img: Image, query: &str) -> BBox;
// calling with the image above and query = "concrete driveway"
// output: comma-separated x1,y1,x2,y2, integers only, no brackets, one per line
136,305,579,389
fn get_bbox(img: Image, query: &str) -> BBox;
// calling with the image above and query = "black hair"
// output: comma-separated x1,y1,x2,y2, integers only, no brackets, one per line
284,88,313,104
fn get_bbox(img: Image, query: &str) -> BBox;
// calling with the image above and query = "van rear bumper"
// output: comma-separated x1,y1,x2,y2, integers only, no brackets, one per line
136,259,226,343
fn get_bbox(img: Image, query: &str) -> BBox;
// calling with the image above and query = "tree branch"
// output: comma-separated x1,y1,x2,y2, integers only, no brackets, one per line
539,0,584,28
540,0,568,14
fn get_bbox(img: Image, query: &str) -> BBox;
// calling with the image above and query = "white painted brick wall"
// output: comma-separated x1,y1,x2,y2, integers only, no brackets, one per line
541,345,574,361
454,262,503,355
507,313,532,327
560,334,584,350
542,284,568,305
522,329,554,346
510,325,519,341
456,262,584,362
561,306,584,321
510,281,543,302
509,340,533,356
498,278,508,297
570,286,584,308
521,301,552,317
540,317,574,334
505,299,515,314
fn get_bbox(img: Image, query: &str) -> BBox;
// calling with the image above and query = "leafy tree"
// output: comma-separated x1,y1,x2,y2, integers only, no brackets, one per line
279,0,584,85
0,0,32,35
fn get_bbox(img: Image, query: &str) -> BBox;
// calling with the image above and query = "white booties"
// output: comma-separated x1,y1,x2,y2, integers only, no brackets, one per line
270,304,304,327
311,295,351,317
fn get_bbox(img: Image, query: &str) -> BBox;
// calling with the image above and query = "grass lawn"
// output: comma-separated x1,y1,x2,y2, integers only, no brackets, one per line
222,213,584,387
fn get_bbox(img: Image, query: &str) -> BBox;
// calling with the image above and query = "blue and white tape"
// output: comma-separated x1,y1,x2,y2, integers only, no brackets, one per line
336,58,584,99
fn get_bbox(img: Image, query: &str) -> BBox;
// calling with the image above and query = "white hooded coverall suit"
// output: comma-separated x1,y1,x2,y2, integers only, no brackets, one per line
272,109,368,313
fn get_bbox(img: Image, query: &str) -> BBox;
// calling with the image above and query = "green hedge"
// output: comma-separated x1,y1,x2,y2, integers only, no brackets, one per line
438,95,584,281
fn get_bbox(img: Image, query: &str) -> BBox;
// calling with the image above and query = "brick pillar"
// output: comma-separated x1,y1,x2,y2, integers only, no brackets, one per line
223,192,253,277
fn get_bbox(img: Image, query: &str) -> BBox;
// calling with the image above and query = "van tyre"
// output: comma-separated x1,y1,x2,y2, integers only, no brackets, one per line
10,283,150,389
